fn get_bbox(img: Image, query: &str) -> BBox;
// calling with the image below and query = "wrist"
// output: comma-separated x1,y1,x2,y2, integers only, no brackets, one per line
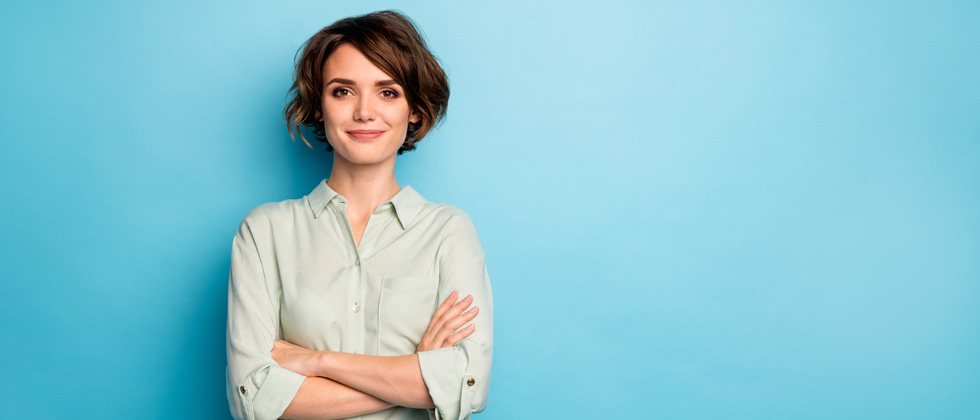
311,350,333,378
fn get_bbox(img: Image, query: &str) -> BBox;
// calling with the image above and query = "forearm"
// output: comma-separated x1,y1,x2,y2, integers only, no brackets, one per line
280,376,395,420
312,351,434,409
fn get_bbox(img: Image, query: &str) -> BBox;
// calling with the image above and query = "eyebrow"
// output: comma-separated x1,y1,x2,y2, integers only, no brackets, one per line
326,78,400,87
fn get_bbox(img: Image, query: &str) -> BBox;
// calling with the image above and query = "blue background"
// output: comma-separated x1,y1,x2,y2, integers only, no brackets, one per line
2,1,978,418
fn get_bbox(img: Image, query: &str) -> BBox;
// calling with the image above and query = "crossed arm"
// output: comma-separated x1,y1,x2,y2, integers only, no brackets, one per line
272,292,479,419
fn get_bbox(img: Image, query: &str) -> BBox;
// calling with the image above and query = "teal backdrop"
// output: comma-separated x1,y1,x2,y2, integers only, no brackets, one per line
2,1,978,418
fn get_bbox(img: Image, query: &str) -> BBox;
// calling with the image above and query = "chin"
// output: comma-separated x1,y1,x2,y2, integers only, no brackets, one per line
335,148,398,166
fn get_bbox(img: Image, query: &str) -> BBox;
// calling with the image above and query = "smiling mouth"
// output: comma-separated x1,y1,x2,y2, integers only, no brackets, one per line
347,130,385,141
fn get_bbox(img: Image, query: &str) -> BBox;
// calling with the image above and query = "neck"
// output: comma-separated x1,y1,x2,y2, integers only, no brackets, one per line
326,154,401,215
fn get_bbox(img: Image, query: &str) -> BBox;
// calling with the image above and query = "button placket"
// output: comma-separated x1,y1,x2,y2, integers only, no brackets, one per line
351,256,362,316
346,236,364,355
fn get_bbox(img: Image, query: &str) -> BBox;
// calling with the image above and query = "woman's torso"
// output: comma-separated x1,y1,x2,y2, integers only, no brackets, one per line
243,180,481,419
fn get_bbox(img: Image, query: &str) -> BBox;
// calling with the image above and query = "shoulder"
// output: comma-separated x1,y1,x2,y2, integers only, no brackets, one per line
426,202,472,223
240,198,305,226
235,196,310,243
419,202,479,234
418,202,483,255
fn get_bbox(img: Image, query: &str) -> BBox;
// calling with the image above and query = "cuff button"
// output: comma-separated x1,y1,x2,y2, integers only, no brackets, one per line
239,386,247,395
466,378,476,387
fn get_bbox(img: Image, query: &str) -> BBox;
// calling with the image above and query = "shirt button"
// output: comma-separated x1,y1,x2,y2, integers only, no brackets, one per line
466,378,476,387
239,386,247,394
354,258,360,266
352,304,360,313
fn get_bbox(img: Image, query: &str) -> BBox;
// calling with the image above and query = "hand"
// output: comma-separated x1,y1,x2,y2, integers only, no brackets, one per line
271,339,320,377
417,291,478,353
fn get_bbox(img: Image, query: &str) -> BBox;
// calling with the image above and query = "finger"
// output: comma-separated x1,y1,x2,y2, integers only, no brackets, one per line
436,291,458,317
419,291,459,351
443,306,479,334
436,295,473,331
445,324,476,347
430,293,471,337
427,291,459,331
444,294,474,320
427,291,459,338
433,305,478,346
429,295,472,345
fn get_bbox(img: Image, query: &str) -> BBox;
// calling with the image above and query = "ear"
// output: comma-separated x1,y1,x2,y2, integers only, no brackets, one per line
409,110,421,124
314,109,322,121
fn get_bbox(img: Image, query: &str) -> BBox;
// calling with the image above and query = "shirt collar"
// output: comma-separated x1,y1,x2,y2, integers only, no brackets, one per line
307,179,337,219
307,179,426,229
388,185,426,229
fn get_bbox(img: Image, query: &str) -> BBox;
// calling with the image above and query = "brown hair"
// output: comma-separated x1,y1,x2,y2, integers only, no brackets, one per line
284,10,450,154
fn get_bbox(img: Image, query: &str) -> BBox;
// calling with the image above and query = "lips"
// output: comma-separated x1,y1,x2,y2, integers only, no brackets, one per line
347,129,385,141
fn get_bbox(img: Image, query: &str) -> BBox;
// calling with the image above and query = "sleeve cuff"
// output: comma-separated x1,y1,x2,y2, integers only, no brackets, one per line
418,347,478,420
250,367,307,420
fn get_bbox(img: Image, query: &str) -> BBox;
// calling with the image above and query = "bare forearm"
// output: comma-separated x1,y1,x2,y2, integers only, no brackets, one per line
313,352,434,409
280,376,395,420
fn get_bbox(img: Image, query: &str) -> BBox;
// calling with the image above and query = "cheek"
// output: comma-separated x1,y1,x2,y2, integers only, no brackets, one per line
321,112,347,135
321,99,348,121
385,107,414,126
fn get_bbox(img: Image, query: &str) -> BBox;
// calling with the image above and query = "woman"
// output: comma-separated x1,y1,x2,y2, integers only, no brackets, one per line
225,10,493,420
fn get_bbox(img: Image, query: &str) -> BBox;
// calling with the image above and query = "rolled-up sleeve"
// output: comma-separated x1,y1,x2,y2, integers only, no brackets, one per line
226,220,306,420
418,213,493,420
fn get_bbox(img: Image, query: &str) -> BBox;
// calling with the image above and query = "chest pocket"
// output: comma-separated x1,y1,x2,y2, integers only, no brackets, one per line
378,276,439,356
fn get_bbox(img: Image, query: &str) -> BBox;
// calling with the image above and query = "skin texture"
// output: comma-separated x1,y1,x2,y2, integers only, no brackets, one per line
273,43,477,419
276,293,477,418
316,42,419,247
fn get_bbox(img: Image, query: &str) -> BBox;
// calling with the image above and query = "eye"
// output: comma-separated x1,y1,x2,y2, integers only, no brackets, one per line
380,89,400,99
332,88,353,97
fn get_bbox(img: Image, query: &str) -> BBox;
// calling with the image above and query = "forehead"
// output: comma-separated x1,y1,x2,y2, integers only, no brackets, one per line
323,43,394,83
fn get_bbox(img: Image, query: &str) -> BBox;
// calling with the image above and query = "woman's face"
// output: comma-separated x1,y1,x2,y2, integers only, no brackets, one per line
319,43,419,167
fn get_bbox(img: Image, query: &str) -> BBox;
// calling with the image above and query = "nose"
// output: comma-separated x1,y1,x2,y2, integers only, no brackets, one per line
353,96,376,122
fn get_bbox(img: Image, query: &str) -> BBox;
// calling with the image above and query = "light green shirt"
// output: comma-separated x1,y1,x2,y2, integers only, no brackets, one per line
226,180,493,420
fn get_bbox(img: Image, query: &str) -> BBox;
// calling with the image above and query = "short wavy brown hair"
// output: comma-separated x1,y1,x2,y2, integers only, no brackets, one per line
284,10,450,154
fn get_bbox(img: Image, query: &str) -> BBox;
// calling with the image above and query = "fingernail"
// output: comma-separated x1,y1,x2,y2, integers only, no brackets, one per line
450,291,457,299
465,294,473,302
